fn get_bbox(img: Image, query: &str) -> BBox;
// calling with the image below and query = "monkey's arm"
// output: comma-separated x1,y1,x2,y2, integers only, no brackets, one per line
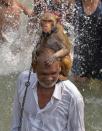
54,48,69,59
45,48,69,65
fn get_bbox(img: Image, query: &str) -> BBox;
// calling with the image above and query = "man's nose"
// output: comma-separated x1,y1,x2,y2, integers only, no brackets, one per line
47,76,53,81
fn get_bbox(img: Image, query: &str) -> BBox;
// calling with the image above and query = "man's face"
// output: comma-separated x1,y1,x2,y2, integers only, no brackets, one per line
41,20,52,33
53,0,61,3
36,61,61,88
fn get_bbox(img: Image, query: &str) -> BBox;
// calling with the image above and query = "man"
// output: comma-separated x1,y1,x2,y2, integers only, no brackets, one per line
68,0,102,80
11,47,85,131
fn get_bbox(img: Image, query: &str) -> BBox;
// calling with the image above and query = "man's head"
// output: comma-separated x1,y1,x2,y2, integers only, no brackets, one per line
32,48,61,88
52,0,61,3
40,12,59,33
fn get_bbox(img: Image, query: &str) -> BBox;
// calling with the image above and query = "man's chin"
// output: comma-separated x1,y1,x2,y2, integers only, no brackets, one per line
39,82,56,89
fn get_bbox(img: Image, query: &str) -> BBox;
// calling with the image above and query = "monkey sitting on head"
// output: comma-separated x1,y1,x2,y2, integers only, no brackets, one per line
33,12,72,80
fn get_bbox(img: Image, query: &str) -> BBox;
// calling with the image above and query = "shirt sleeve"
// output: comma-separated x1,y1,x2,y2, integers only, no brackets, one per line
11,75,22,131
67,97,85,131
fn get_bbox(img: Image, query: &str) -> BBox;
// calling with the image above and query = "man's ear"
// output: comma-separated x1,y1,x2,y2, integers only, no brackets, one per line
59,66,61,73
31,62,37,73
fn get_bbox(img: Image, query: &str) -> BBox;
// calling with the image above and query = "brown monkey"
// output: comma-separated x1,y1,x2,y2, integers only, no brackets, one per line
33,12,72,80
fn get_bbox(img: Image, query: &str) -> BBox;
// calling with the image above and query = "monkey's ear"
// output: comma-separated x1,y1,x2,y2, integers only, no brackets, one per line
59,66,61,73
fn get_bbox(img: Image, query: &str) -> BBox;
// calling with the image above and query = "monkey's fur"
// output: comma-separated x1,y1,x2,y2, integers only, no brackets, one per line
32,15,72,80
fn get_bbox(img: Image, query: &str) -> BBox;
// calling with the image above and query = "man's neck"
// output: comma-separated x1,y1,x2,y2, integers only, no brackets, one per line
37,82,55,92
37,83,55,109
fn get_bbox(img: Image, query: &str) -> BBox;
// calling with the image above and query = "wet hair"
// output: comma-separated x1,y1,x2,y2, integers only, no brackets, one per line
31,46,61,73
32,46,56,64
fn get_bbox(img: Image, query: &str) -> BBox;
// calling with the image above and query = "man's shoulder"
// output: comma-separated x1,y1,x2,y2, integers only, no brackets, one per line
60,80,83,100
18,70,36,78
17,70,37,86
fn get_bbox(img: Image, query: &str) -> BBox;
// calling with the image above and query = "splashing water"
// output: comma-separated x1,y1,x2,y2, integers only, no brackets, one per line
0,0,75,76
0,0,34,75
0,29,33,75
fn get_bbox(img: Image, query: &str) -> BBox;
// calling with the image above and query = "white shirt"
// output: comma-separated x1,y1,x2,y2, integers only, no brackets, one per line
11,71,85,131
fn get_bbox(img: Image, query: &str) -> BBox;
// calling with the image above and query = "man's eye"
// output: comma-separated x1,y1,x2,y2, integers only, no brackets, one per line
52,72,57,75
42,73,47,75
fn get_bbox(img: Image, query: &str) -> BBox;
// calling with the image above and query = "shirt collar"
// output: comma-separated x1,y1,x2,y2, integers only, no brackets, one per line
52,82,62,100
31,77,37,89
32,78,62,100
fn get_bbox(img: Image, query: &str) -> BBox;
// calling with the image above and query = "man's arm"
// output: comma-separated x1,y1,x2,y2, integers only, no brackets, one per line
67,0,75,5
19,4,33,16
67,97,85,131
15,0,33,16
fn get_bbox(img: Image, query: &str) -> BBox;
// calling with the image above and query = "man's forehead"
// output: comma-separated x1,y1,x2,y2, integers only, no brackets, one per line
36,49,53,62
37,63,60,75
37,59,60,68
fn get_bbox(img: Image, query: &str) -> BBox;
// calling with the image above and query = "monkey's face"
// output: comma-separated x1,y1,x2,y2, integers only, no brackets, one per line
41,20,53,33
